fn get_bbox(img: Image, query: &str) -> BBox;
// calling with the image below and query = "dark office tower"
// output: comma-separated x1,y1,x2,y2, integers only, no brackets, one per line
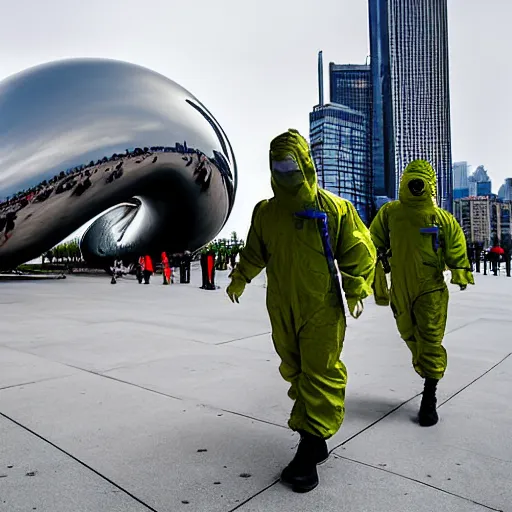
370,0,453,212
329,63,372,118
309,55,373,224
310,104,372,224
369,0,395,203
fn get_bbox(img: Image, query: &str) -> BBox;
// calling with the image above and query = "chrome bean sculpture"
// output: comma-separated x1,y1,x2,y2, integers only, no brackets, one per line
0,59,237,269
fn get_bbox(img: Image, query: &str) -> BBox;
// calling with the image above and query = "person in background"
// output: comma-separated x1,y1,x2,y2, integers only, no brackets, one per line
110,259,118,284
467,242,475,271
161,252,171,285
489,243,505,276
200,246,216,290
143,255,154,284
180,251,191,283
200,249,208,289
136,256,144,284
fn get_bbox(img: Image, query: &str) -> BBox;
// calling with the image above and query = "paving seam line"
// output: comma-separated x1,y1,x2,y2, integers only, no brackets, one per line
67,364,289,430
0,374,76,392
222,446,505,512
215,331,272,345
4,411,499,512
445,317,483,335
226,479,281,512
333,454,504,512
0,411,161,512
2,350,509,512
329,392,423,454
438,352,512,408
331,351,512,454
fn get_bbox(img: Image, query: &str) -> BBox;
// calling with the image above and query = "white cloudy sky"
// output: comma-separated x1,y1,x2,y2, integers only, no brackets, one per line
0,0,510,240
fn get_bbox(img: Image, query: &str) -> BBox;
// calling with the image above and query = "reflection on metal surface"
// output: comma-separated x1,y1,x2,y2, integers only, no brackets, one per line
0,58,237,268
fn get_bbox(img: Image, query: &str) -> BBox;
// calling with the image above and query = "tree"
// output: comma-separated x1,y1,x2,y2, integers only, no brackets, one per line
46,250,54,264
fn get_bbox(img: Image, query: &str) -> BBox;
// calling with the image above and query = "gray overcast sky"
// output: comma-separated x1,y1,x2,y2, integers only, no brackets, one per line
0,0,510,239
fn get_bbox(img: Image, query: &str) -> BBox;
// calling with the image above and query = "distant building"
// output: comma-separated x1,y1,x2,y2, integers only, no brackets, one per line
452,161,469,200
369,0,453,211
310,103,372,224
476,181,492,197
454,196,512,247
468,165,492,198
309,53,373,224
499,201,512,245
498,178,512,201
329,63,372,121
454,189,470,200
472,165,490,183
455,197,491,246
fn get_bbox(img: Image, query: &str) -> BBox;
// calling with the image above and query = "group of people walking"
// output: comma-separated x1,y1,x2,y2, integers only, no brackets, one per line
134,253,192,285
110,252,192,285
227,129,474,493
108,246,238,289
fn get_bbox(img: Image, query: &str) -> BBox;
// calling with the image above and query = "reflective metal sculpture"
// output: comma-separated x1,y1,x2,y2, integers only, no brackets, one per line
0,59,237,269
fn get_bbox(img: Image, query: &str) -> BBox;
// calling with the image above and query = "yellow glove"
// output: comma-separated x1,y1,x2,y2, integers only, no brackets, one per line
226,277,246,303
346,297,364,319
450,269,475,291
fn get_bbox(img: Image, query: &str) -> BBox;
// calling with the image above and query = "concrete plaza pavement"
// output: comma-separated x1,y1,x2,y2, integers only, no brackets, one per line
0,264,510,511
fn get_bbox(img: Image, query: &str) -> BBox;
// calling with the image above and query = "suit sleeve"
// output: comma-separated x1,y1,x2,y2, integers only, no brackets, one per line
335,200,376,301
369,203,390,251
368,205,393,305
230,201,268,283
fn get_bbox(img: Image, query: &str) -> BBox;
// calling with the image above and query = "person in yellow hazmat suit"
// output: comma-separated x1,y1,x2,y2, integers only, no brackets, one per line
370,159,474,427
226,129,376,493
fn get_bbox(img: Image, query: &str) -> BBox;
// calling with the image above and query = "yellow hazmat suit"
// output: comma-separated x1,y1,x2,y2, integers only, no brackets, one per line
370,160,474,381
227,129,376,439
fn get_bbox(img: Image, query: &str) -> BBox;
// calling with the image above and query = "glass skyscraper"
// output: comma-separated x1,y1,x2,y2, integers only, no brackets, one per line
329,64,373,120
369,0,395,202
308,55,373,224
310,103,372,224
498,178,512,201
370,0,453,211
453,161,469,200
468,165,492,197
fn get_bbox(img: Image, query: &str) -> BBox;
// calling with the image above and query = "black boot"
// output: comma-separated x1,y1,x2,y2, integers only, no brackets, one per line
418,378,439,427
281,431,328,493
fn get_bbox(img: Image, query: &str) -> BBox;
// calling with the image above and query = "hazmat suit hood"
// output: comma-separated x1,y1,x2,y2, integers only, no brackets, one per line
399,160,438,211
269,129,318,211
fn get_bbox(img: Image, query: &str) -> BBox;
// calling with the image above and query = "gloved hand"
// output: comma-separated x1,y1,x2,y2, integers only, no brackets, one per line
346,297,364,319
226,277,246,303
450,269,474,291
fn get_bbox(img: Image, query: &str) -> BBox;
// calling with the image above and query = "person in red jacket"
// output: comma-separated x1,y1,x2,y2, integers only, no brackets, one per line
161,252,172,285
143,255,154,284
489,244,505,276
